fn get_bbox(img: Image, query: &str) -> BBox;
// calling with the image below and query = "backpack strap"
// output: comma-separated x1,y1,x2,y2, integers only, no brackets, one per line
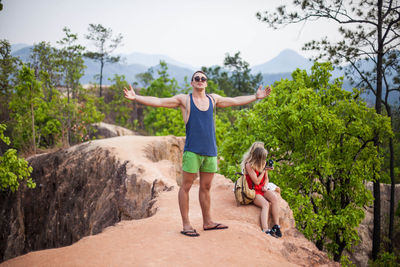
242,165,254,190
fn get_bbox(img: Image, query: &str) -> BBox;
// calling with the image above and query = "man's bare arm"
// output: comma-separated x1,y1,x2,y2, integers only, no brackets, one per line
124,85,184,108
212,85,272,108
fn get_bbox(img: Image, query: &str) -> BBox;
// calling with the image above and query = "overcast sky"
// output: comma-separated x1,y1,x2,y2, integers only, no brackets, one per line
0,0,343,68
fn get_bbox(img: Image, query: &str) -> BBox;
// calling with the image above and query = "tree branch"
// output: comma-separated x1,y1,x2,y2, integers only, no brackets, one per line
346,137,375,178
382,15,400,42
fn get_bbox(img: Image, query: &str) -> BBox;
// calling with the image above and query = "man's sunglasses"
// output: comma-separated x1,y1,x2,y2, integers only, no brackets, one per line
194,76,207,82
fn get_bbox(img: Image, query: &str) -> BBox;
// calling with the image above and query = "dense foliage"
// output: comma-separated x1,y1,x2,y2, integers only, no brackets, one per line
140,61,184,136
257,0,400,259
202,51,262,97
218,62,392,262
0,36,104,162
0,124,34,192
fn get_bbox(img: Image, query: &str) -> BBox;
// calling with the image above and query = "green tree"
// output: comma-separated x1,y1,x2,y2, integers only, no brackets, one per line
256,0,400,257
85,23,123,97
0,124,35,192
50,93,73,146
141,61,181,135
135,69,154,88
201,65,234,95
219,63,392,262
9,63,66,150
103,74,136,129
29,41,61,102
0,39,20,122
70,92,105,144
57,27,86,101
57,27,86,145
34,87,71,148
29,40,81,148
9,65,43,153
202,52,262,98
224,51,263,96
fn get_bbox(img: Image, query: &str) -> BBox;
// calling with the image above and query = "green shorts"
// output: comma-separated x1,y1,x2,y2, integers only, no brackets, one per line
182,151,218,173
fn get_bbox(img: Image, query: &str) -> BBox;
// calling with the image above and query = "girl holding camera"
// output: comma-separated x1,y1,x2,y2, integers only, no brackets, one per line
240,142,282,238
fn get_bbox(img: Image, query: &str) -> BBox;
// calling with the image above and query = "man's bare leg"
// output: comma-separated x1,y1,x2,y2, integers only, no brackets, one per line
199,172,228,230
178,171,197,231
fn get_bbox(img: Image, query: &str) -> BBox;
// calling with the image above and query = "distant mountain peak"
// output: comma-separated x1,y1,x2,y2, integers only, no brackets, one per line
278,49,300,56
252,49,313,74
11,43,31,53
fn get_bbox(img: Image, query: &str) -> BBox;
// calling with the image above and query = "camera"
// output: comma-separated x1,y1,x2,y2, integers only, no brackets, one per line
265,159,274,169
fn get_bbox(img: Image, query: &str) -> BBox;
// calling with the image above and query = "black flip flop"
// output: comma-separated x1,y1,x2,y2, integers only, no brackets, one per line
203,223,229,231
180,229,200,237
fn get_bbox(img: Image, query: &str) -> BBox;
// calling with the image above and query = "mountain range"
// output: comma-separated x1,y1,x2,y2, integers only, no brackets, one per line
10,44,399,105
11,44,316,86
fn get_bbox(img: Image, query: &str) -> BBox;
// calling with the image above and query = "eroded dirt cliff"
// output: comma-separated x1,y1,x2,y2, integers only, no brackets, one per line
1,135,339,267
0,136,184,262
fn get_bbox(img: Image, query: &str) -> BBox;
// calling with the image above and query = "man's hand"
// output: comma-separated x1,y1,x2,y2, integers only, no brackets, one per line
255,85,272,100
124,85,136,101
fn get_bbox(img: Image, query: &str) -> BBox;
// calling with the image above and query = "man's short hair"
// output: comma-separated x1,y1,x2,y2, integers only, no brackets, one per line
191,70,208,81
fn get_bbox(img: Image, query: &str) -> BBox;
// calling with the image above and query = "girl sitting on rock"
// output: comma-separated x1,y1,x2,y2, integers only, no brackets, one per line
240,142,282,238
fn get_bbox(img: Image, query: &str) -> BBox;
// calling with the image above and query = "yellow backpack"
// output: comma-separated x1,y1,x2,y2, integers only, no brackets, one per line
234,171,255,205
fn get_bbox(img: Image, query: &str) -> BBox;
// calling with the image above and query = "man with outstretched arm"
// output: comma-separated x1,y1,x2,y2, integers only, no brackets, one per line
124,70,271,237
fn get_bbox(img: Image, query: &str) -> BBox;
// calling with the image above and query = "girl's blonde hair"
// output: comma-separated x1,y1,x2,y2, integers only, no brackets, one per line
241,142,267,173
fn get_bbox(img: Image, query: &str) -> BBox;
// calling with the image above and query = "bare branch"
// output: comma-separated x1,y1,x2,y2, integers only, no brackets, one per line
346,59,377,94
382,15,400,42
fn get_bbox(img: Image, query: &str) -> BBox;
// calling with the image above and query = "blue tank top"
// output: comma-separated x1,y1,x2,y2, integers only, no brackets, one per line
184,94,217,156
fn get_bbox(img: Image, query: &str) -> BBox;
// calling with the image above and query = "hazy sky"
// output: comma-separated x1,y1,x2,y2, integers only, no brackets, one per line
0,0,342,68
